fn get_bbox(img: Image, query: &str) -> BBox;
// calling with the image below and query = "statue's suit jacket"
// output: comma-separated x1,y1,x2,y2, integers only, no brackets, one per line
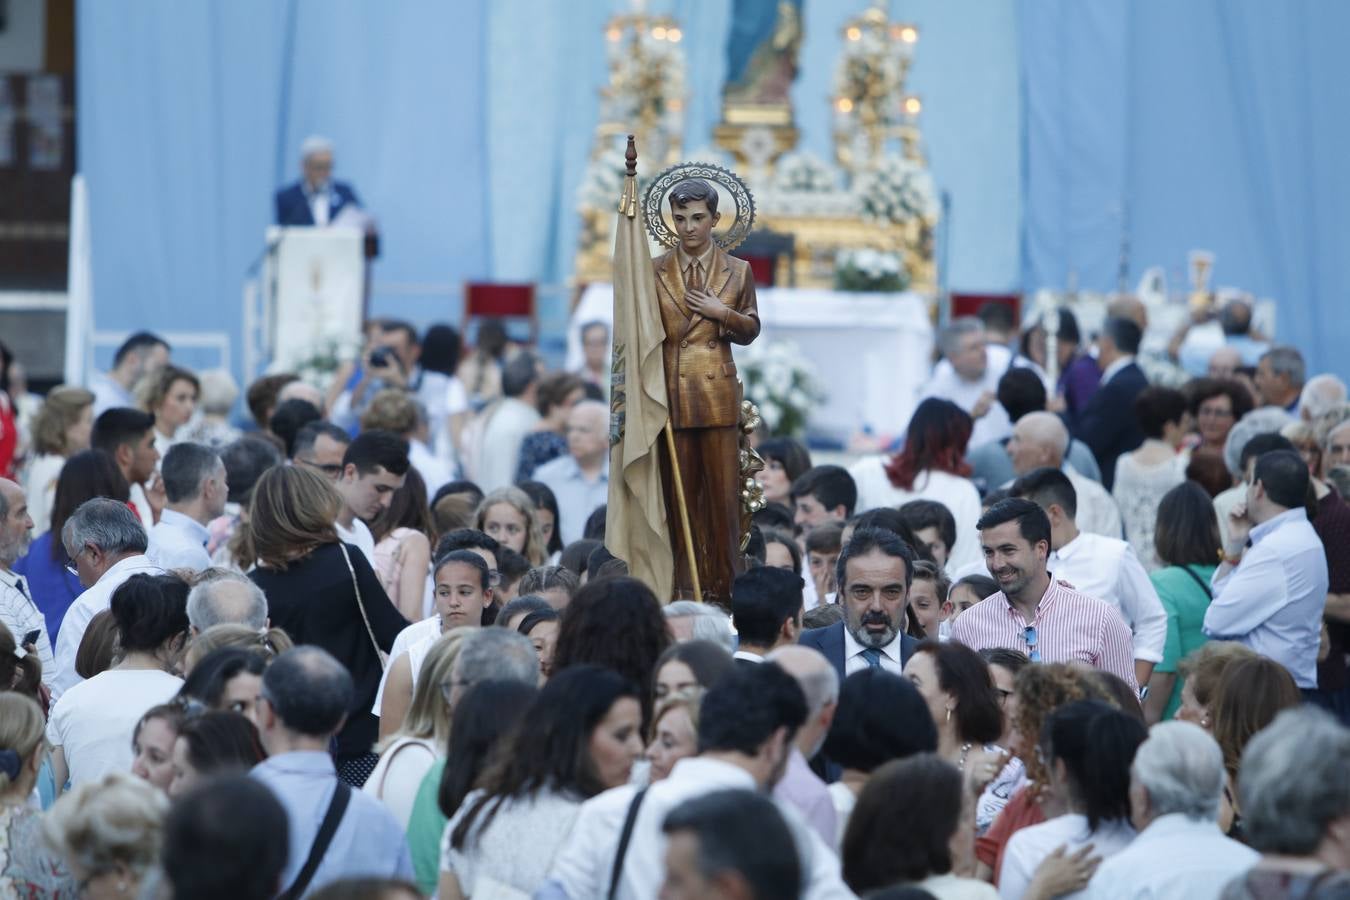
651,246,760,430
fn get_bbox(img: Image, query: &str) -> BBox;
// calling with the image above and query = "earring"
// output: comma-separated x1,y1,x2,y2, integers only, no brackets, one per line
945,707,953,724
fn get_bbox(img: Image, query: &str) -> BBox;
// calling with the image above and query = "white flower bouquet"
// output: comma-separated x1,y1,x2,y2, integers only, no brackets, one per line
854,156,939,225
739,339,826,438
834,247,908,293
772,151,840,195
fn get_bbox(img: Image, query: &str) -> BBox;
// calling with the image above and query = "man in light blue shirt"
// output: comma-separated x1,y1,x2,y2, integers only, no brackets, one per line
90,332,170,415
534,401,610,546
146,443,226,573
1204,449,1328,689
252,647,413,896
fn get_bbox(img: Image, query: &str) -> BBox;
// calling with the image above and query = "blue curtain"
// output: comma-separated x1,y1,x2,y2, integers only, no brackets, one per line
84,2,1350,383
77,0,488,375
1019,0,1350,380
77,0,1024,379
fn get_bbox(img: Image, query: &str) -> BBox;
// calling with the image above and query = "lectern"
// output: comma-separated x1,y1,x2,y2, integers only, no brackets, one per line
260,226,365,372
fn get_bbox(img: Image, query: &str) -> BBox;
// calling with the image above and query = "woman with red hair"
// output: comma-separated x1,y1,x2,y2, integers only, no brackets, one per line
849,398,983,573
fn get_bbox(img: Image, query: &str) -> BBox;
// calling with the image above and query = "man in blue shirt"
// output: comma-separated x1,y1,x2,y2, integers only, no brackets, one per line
252,647,413,895
1204,449,1328,690
534,401,610,546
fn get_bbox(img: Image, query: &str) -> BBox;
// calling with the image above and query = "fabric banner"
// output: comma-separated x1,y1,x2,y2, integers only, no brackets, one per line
606,167,674,600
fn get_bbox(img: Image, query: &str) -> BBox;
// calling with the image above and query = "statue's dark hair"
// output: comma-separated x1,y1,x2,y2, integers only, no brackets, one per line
668,178,719,215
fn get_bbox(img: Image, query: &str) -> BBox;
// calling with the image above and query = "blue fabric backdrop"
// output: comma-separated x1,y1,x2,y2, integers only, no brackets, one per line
1018,0,1350,380
76,1,1350,382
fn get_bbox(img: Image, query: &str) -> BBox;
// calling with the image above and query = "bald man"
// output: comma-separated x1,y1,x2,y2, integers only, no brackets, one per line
1007,412,1124,539
1207,346,1243,379
534,400,610,545
766,646,839,846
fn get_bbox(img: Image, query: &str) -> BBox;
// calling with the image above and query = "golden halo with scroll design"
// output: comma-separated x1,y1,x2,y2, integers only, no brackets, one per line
641,161,757,252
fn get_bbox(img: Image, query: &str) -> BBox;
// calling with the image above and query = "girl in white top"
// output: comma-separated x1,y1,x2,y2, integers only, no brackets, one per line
438,666,645,899
849,398,984,573
998,700,1146,899
364,629,467,830
48,573,189,792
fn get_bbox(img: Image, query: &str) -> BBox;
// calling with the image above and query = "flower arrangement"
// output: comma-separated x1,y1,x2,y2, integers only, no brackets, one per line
834,248,908,293
772,151,839,195
854,156,939,225
281,332,363,394
738,339,826,438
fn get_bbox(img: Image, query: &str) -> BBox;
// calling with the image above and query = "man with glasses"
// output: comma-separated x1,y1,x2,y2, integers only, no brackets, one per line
292,421,351,481
52,499,164,696
950,498,1137,689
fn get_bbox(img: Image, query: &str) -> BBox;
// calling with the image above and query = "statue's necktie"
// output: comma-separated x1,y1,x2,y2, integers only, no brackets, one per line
687,261,704,293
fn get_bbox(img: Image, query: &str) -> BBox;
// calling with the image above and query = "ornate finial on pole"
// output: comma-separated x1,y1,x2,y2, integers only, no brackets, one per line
619,135,639,217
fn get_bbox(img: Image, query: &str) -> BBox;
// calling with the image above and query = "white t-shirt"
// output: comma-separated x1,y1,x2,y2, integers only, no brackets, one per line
999,814,1135,900
372,616,441,714
336,518,377,570
47,669,184,786
918,873,1000,900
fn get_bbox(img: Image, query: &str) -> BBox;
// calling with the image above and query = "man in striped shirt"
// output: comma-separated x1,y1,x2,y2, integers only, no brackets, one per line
949,497,1138,690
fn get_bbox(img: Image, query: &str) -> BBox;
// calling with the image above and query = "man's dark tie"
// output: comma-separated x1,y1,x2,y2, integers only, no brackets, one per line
861,647,882,669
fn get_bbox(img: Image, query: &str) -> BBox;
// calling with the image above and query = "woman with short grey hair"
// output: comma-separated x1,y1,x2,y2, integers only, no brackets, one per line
1219,707,1350,898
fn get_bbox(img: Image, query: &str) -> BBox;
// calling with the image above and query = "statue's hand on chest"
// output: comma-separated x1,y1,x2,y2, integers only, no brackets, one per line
684,286,728,323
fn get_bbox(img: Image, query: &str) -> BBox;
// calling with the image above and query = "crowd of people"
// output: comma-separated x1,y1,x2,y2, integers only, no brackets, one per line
0,299,1347,900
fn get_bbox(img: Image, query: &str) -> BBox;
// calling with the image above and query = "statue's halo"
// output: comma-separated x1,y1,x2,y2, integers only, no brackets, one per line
641,162,757,252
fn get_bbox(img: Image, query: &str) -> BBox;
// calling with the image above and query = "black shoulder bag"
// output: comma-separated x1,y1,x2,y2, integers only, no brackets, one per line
280,781,352,900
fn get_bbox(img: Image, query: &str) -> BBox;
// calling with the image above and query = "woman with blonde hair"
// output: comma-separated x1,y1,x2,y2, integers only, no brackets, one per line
136,364,199,455
0,694,77,897
246,464,408,785
43,771,166,900
645,687,702,783
365,629,469,829
474,486,547,566
22,385,95,534
181,622,293,674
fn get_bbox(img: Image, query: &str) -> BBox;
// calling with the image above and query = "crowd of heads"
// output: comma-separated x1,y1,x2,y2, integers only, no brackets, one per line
0,299,1348,899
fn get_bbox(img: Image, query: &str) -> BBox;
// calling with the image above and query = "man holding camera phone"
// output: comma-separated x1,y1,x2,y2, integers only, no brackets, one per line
0,478,54,692
329,320,434,430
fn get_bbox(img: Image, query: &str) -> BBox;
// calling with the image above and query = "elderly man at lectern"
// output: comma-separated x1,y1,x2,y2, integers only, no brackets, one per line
274,135,365,227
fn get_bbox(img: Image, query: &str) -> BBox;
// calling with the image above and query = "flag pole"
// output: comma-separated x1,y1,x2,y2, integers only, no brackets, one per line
624,136,703,603
662,420,702,602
